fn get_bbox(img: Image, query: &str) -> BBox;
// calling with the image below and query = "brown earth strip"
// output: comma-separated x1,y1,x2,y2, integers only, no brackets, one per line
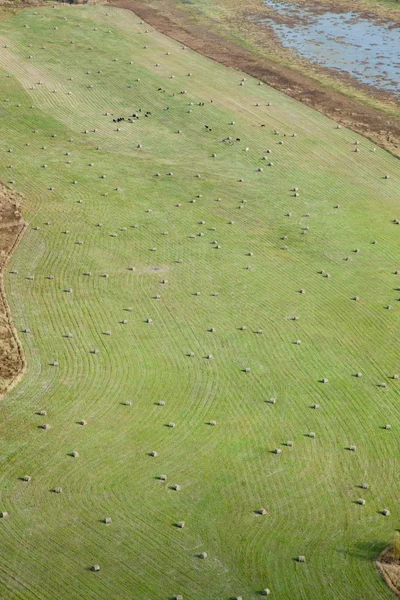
377,547,400,598
0,182,26,397
108,0,400,157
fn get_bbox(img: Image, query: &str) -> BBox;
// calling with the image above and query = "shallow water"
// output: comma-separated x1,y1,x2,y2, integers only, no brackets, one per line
260,1,400,96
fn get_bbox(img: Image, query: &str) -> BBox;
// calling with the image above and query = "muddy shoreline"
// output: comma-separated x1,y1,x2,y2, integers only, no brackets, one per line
108,0,399,157
255,2,399,101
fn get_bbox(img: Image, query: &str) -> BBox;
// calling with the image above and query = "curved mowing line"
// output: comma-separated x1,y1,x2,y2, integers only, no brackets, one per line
0,6,398,600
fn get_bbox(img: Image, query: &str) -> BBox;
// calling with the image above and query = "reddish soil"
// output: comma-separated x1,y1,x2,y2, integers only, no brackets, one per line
0,182,26,397
109,0,400,157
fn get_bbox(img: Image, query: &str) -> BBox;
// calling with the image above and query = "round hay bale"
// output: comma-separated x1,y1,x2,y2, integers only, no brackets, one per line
393,374,399,379
309,432,315,438
0,512,9,518
199,552,207,559
54,487,62,494
23,475,31,482
42,423,50,430
361,482,369,489
287,440,293,447
173,484,181,491
258,508,267,515
158,401,166,406
357,498,366,505
206,354,213,360
245,367,251,373
38,410,47,416
160,474,167,481
104,517,112,524
92,349,99,355
209,420,216,426
78,420,87,426
349,445,356,451
146,318,153,324
355,372,362,378
322,378,328,384
176,521,185,528
123,401,132,406
385,424,391,430
313,403,320,409
262,589,271,596
267,398,276,404
71,451,79,458
274,448,282,455
91,564,100,572
168,422,176,428
150,451,158,457
175,596,183,600
298,555,306,563
382,509,390,516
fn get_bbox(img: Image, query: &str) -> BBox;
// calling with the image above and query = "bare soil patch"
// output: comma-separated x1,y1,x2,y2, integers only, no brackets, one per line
0,182,26,397
109,0,400,157
377,547,400,598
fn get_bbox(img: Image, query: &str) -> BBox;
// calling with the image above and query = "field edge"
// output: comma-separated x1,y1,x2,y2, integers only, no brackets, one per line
0,182,27,399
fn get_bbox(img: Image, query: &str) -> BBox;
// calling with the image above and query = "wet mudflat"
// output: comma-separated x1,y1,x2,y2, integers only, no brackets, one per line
260,0,400,97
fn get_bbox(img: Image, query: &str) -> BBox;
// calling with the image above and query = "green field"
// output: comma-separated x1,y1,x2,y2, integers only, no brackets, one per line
0,5,399,599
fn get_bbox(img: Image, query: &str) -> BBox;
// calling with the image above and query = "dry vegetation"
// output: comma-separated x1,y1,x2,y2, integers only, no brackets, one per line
0,182,25,395
113,0,400,156
0,5,399,599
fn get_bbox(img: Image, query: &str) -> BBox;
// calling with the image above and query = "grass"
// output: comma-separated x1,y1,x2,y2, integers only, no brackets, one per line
169,0,400,122
0,4,399,599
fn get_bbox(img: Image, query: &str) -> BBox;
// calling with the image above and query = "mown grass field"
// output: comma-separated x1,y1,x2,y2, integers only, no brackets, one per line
0,5,399,599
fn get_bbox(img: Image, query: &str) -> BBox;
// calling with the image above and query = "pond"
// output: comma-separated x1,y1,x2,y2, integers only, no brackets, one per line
259,1,400,97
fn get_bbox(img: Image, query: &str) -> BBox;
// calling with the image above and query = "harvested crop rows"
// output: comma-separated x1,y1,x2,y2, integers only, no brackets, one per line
0,5,399,600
